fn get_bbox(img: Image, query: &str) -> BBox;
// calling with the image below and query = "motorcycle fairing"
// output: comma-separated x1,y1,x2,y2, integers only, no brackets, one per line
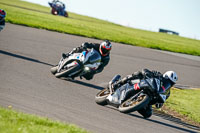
109,83,134,104
56,48,101,78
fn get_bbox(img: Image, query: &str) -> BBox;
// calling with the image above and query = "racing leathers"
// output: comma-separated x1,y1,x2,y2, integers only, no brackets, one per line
63,42,110,80
0,18,5,31
50,0,66,16
57,1,65,16
109,69,174,118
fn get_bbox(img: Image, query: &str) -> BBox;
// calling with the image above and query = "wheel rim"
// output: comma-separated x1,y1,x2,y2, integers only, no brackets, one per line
121,94,147,108
97,88,110,97
60,61,77,72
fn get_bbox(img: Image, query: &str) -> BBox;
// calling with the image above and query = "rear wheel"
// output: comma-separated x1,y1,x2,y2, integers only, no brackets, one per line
55,62,81,78
95,88,110,105
118,93,150,113
64,11,68,17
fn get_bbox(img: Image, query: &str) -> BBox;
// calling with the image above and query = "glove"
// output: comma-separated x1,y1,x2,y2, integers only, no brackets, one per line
71,47,83,54
119,75,132,85
62,53,67,59
152,70,161,77
76,47,81,51
81,42,89,47
155,103,163,108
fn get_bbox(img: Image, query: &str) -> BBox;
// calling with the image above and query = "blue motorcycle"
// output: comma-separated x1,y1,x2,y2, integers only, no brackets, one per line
48,0,68,17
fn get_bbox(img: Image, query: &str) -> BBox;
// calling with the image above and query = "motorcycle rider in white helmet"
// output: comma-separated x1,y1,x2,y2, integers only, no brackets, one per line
108,69,178,118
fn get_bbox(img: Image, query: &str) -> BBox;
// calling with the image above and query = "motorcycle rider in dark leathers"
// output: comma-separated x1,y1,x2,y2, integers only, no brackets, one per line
107,69,178,118
0,9,6,32
62,40,112,80
50,0,66,16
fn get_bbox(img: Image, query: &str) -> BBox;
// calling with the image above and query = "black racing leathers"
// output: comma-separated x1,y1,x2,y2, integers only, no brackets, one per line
113,69,172,99
114,69,165,90
0,19,5,31
0,19,5,25
68,42,110,80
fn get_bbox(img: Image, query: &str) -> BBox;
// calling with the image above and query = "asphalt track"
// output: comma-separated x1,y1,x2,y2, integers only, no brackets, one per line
0,23,200,133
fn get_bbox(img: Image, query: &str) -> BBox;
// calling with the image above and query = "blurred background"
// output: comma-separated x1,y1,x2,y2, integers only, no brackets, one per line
22,0,200,40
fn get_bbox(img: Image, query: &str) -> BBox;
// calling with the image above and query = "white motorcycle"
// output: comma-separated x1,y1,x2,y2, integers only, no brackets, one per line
51,48,101,79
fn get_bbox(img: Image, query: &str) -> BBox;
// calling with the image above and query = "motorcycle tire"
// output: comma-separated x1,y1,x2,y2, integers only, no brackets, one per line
51,8,57,15
118,93,150,113
64,11,68,17
50,65,58,75
95,88,110,105
55,62,81,78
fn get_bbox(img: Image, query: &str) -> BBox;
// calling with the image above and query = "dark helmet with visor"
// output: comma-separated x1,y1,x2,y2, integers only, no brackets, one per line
0,9,6,20
99,40,112,56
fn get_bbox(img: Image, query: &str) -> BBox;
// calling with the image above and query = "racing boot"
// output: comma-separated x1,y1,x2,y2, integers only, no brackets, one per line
138,105,153,119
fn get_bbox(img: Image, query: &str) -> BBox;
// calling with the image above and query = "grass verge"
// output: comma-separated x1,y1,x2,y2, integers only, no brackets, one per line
0,0,200,56
156,88,200,127
0,88,199,132
0,106,88,133
0,0,199,129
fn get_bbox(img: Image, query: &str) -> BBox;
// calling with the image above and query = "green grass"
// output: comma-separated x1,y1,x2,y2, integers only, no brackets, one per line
1,89,199,133
0,106,88,133
0,0,200,127
0,0,200,56
164,88,200,124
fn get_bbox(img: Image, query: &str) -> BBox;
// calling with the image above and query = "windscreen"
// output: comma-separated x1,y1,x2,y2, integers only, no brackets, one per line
88,50,101,64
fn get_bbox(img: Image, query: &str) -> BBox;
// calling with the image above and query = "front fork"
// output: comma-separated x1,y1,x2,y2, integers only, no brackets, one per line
108,75,121,92
57,58,64,72
129,90,144,101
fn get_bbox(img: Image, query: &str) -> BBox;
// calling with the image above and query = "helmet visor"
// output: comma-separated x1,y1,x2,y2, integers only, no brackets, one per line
101,48,110,55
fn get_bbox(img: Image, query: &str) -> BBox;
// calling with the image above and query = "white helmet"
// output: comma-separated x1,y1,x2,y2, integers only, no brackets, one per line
163,71,178,83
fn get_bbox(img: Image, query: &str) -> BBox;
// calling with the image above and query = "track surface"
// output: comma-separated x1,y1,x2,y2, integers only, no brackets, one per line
0,24,199,133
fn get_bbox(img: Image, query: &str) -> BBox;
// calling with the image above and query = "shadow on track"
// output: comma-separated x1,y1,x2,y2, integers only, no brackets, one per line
153,111,200,131
128,113,198,133
65,79,105,90
0,50,54,67
103,105,199,132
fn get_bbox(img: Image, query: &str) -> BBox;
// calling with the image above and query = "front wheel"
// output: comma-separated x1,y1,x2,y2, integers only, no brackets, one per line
55,62,81,78
51,66,58,75
64,11,68,17
118,93,150,113
95,88,110,105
